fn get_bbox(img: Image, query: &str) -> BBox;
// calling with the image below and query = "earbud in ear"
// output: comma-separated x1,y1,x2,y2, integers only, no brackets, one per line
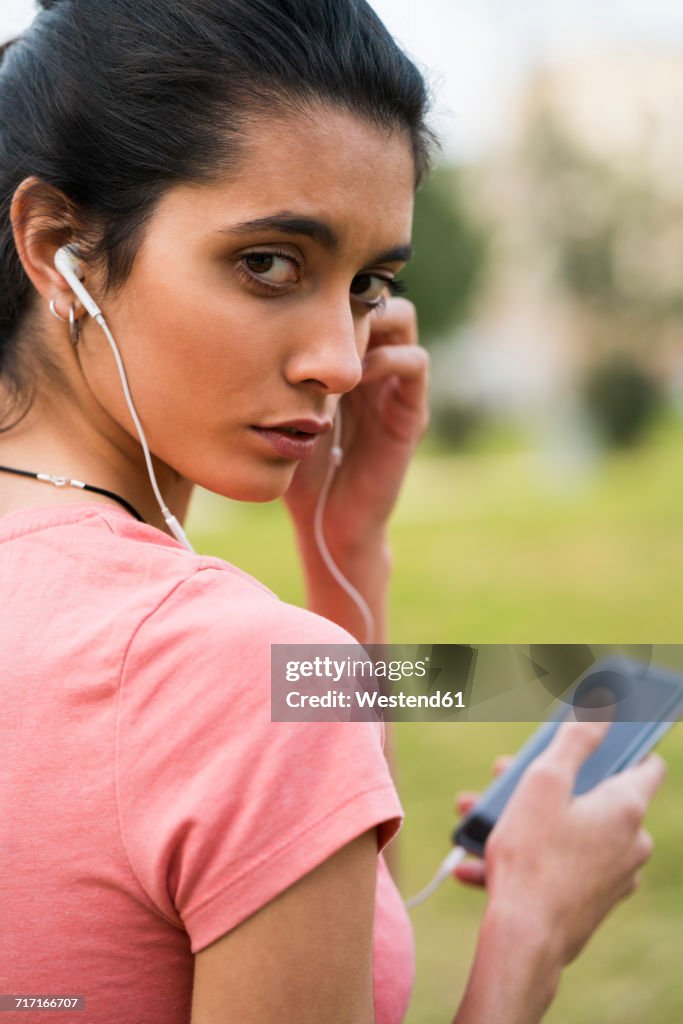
54,244,102,320
54,244,80,272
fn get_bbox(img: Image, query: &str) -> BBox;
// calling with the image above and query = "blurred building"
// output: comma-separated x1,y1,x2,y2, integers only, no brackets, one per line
434,47,683,423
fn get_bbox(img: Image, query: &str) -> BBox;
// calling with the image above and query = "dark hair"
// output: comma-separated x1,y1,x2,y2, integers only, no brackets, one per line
0,0,437,430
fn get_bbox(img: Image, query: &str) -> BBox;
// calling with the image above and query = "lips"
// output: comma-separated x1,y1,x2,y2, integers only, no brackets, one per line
249,416,333,461
251,425,324,461
254,418,333,436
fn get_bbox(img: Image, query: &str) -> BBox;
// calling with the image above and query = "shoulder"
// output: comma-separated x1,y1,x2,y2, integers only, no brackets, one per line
119,554,362,728
129,559,358,654
83,506,355,647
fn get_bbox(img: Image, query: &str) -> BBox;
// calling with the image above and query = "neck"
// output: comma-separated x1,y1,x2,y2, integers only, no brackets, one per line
0,435,194,538
0,376,194,537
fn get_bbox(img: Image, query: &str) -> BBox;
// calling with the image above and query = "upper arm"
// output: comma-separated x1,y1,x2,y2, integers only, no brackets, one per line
191,827,379,1024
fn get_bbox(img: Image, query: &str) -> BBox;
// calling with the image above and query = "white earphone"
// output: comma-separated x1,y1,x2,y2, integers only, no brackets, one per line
54,244,376,643
54,244,191,550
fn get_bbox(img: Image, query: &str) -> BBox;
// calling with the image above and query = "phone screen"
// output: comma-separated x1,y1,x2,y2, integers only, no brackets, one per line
452,656,683,856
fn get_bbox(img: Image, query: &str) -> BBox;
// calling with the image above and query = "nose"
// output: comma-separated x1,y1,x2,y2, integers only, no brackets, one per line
283,297,365,396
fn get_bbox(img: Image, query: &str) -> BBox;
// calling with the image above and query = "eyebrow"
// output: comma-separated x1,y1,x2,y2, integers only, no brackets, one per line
219,212,413,265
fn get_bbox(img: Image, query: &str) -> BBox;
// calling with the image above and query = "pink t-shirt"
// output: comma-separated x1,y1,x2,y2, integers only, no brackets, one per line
0,502,415,1024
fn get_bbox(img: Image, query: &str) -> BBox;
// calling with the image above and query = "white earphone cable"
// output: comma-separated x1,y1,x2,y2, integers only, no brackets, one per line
404,846,467,910
312,406,376,645
93,312,194,552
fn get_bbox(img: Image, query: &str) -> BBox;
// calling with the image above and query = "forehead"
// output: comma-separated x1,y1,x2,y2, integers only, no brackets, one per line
153,105,416,254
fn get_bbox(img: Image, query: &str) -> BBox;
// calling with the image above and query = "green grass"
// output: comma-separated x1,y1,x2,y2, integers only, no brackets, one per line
185,414,683,1023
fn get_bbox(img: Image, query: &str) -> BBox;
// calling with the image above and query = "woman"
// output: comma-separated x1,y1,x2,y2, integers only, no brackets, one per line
0,2,665,1023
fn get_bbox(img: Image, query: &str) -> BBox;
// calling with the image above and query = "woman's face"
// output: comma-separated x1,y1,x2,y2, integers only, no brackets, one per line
81,104,417,502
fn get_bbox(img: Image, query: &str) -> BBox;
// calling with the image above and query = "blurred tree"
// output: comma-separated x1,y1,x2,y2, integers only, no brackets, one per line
519,107,680,446
524,110,683,320
402,163,488,346
581,352,663,448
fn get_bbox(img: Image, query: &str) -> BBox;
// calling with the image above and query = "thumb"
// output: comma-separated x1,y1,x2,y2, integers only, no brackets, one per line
536,717,612,784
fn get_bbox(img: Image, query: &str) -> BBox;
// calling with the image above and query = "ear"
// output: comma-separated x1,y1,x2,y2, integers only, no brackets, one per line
10,176,86,319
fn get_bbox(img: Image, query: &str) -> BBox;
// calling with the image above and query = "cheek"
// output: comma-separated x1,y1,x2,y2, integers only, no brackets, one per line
118,262,281,403
353,311,373,357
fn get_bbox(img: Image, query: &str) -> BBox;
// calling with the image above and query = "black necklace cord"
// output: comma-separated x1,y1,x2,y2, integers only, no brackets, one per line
0,464,146,523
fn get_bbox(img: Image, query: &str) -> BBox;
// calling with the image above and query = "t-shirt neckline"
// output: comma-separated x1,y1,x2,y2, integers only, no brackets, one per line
0,501,178,544
0,500,135,523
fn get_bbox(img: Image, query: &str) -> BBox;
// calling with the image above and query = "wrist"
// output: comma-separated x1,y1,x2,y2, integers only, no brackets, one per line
296,523,393,569
294,529,392,644
456,901,561,1024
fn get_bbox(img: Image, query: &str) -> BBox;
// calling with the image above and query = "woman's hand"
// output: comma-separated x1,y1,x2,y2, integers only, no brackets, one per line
282,297,430,554
455,721,666,972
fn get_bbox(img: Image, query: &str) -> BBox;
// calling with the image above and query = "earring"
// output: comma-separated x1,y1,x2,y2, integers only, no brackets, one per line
69,302,80,347
49,298,67,322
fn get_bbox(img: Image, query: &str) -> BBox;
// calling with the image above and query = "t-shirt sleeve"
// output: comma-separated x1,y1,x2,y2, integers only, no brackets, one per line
115,566,404,954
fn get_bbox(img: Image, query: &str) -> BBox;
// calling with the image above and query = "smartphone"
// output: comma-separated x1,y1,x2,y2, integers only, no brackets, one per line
452,655,683,857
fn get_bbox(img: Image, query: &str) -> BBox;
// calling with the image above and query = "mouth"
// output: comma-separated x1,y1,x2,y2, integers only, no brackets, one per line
258,426,313,437
252,418,333,437
250,423,328,461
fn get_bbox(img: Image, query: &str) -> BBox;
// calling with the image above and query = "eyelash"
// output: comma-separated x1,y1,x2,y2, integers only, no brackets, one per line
368,278,409,314
235,249,409,310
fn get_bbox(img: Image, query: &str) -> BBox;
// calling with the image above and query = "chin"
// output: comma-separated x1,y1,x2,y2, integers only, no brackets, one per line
203,463,295,504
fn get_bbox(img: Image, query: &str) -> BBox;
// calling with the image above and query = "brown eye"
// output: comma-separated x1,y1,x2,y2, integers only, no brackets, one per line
351,273,391,304
243,252,299,285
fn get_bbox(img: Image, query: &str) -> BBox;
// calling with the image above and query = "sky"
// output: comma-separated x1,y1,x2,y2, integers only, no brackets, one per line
2,0,683,160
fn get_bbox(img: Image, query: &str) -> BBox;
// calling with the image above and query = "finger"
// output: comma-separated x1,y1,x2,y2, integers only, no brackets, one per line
634,828,655,867
493,755,514,777
455,792,479,816
360,348,430,419
617,869,642,902
368,297,419,347
360,346,429,431
535,719,612,783
452,859,487,888
454,790,480,808
623,752,668,802
361,343,429,392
